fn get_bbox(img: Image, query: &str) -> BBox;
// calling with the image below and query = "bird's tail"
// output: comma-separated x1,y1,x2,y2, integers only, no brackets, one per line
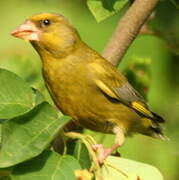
142,112,169,141
151,111,165,123
149,123,169,141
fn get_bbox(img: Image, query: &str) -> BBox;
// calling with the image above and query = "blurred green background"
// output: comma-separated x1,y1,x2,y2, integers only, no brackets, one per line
0,0,178,179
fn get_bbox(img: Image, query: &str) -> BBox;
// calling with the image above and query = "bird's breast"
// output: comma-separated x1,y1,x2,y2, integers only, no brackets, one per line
42,59,94,119
42,57,141,134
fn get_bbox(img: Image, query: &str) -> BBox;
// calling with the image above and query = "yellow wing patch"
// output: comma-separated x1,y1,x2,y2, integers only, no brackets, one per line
95,80,153,119
132,101,153,117
95,80,118,99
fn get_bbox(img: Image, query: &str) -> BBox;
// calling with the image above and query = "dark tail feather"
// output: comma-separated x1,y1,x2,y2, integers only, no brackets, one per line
150,123,169,141
152,131,169,141
151,111,165,123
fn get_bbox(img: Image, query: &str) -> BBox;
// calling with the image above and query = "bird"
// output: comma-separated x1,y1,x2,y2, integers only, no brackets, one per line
11,13,167,163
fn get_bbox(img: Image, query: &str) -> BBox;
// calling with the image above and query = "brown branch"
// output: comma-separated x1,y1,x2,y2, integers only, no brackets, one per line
102,0,160,66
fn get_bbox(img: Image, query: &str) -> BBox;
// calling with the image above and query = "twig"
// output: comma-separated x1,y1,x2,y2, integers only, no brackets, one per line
102,0,160,66
64,132,103,180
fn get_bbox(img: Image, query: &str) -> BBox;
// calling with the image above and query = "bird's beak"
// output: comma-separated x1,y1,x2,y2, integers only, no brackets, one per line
11,20,40,41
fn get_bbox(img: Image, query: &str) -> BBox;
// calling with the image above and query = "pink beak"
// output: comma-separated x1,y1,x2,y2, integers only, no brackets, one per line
11,20,40,41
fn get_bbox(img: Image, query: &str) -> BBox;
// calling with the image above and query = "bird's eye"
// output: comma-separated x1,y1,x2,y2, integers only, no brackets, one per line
42,19,51,26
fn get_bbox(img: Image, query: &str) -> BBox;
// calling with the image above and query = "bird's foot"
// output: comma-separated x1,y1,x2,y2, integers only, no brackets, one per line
92,144,113,164
63,132,102,178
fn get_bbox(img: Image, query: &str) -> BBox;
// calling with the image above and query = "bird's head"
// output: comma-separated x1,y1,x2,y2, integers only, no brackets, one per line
11,13,81,58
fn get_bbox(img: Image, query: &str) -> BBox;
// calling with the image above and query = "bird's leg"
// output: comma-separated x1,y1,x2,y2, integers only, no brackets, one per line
92,127,125,164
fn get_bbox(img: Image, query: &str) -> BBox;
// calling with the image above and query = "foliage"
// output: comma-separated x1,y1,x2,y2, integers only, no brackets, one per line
0,69,164,180
1,0,179,179
11,151,81,180
87,0,129,22
0,68,39,120
150,1,179,56
102,156,164,180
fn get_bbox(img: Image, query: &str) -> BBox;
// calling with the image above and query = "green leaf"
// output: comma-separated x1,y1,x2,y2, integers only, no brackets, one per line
0,102,70,168
87,0,129,22
68,140,91,169
11,150,81,180
0,68,36,119
32,88,45,106
102,156,164,180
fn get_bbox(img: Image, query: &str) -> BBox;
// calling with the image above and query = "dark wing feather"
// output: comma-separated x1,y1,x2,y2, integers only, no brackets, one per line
90,60,164,123
90,61,153,118
114,83,145,104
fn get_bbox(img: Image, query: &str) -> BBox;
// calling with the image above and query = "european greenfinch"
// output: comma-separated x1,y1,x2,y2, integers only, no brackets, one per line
11,13,166,163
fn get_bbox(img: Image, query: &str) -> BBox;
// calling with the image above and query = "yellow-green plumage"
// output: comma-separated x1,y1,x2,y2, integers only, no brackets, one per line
11,13,166,159
41,47,141,134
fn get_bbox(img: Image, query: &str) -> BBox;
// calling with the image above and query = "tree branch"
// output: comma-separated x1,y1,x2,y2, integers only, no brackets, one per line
102,0,160,66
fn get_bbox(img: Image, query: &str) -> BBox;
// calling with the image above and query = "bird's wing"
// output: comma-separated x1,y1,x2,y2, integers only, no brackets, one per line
89,61,154,119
